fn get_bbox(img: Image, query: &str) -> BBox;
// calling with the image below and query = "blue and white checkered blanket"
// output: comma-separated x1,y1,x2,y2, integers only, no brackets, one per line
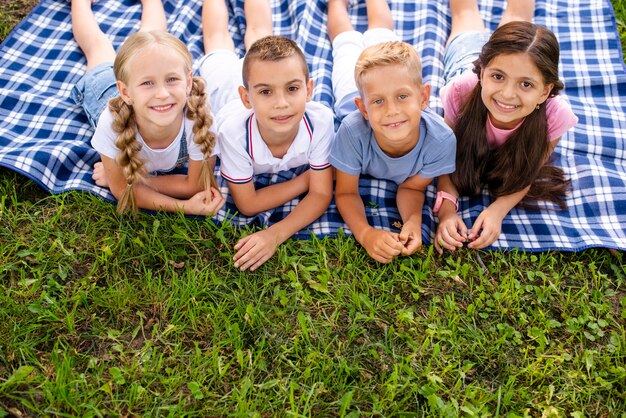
1,0,625,250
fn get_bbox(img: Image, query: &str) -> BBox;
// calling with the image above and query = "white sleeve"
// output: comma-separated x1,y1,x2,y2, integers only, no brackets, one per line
217,128,254,183
90,109,121,160
185,118,219,161
308,104,335,170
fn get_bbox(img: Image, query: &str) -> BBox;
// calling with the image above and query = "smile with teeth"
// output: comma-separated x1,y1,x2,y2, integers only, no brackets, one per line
494,100,519,110
385,121,405,128
151,104,175,112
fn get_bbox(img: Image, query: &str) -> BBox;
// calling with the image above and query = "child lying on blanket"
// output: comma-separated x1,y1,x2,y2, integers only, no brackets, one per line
327,0,456,263
199,0,335,271
434,0,578,253
71,0,224,215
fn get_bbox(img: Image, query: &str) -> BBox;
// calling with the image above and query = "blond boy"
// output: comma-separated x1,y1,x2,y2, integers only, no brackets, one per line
328,0,456,263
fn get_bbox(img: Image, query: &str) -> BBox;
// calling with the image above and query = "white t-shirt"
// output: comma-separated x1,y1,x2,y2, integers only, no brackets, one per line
215,100,335,183
91,107,217,173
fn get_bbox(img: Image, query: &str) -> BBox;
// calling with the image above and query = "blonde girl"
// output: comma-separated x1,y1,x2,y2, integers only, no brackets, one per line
434,0,578,252
71,0,223,215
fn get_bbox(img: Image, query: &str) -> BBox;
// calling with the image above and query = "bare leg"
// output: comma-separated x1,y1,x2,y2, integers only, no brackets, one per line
71,0,116,70
499,0,535,26
327,0,353,43
139,0,167,32
365,0,393,30
447,0,485,47
202,0,235,52
243,0,273,50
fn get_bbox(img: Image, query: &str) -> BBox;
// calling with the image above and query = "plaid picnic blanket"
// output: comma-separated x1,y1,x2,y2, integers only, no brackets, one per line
1,0,625,250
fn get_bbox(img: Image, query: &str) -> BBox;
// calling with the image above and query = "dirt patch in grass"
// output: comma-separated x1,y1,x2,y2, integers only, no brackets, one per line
0,0,39,42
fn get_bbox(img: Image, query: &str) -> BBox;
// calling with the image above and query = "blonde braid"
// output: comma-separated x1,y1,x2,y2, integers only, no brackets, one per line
186,76,219,198
108,96,147,213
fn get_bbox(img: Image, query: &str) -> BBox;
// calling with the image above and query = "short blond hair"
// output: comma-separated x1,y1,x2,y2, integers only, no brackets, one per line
354,41,422,94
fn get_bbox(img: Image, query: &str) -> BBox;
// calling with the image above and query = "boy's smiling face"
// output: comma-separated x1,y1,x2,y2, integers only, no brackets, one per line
355,63,430,157
238,55,314,147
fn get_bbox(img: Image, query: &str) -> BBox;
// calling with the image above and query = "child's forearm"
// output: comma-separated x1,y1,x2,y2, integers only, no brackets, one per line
335,192,373,243
143,174,204,198
396,186,424,228
489,186,530,218
435,174,459,219
126,183,197,214
266,188,333,245
231,171,310,216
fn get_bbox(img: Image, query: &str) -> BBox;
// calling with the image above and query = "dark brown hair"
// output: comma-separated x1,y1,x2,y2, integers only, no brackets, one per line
450,21,570,209
241,35,309,89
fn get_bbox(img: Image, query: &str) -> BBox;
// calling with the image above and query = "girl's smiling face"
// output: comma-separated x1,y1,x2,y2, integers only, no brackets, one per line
117,44,192,144
480,52,553,129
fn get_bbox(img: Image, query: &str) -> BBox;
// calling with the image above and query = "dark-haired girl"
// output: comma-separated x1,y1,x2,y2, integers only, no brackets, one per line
434,0,578,252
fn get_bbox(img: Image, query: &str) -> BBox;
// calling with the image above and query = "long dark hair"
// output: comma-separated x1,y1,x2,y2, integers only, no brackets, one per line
450,21,570,209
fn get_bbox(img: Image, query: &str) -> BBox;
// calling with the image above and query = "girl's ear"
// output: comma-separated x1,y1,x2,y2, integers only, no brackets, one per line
238,85,253,109
117,80,132,105
186,71,193,96
538,82,554,104
354,97,368,120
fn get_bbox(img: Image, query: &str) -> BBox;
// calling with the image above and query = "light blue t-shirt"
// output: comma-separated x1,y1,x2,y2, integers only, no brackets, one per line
329,108,456,184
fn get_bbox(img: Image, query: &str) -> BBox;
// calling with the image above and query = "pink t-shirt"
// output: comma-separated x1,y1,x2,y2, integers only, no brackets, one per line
440,71,578,149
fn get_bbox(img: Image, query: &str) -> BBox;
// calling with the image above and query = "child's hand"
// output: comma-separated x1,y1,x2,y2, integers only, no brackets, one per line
186,187,225,216
434,213,468,254
92,162,109,187
467,208,504,249
361,227,404,263
233,229,279,271
398,221,422,256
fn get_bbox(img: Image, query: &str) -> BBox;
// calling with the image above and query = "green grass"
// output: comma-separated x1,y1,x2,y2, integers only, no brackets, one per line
1,2,626,416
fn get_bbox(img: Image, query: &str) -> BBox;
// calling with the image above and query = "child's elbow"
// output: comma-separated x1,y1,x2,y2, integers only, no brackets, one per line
108,183,125,202
237,206,259,217
234,200,261,217
322,189,334,206
311,188,333,208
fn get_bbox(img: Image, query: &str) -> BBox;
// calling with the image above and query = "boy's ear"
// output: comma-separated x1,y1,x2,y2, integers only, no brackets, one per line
117,80,131,105
354,97,368,120
420,83,431,110
238,85,253,109
305,78,314,102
